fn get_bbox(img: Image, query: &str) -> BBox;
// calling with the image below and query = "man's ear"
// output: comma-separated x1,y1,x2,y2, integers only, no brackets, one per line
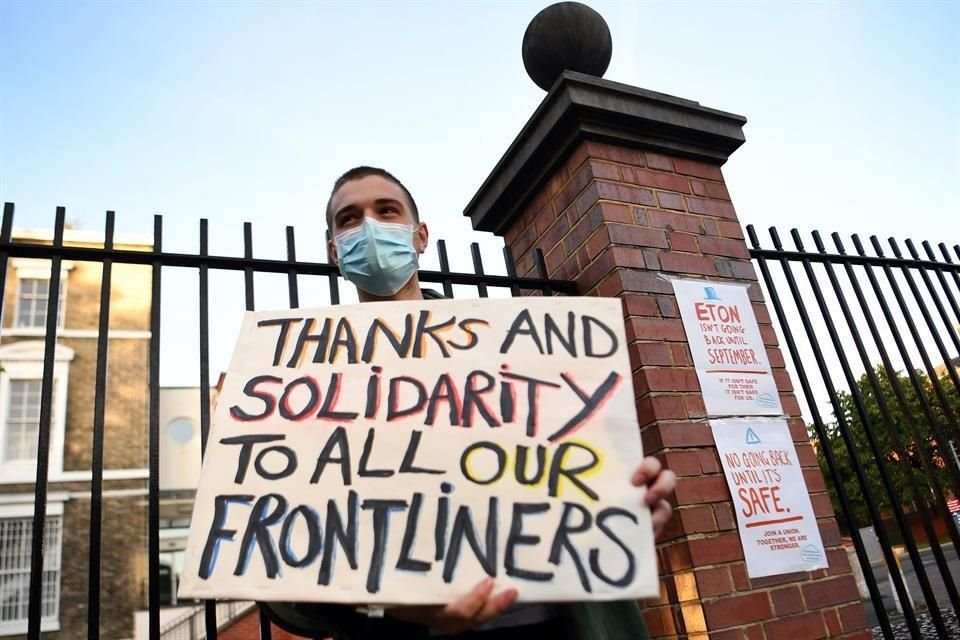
328,237,339,265
414,222,429,254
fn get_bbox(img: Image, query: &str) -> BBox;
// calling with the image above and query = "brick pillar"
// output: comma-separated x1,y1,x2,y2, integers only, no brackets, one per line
465,72,870,640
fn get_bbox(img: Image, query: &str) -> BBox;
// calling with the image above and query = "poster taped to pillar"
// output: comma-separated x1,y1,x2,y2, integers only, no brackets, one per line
711,418,827,578
671,279,783,416
178,297,659,604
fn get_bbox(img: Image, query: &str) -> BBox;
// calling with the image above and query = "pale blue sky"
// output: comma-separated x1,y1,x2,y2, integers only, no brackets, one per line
1,0,958,386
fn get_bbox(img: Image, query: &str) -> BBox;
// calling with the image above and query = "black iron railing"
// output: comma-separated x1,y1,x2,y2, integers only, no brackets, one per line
749,226,960,640
0,203,576,640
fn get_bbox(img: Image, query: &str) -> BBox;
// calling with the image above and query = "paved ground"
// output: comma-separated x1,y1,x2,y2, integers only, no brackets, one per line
863,542,960,638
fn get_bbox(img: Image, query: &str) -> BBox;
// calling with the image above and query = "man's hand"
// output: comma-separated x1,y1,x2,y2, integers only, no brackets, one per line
385,578,518,635
632,456,677,538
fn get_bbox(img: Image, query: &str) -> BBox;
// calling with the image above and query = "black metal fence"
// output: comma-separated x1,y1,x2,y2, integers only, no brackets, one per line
749,225,960,640
4,200,960,640
0,203,575,640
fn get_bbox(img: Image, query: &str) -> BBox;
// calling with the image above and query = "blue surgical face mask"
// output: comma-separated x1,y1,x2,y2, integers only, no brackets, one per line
334,217,420,297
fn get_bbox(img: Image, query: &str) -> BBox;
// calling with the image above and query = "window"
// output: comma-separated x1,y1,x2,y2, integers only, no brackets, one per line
0,516,62,633
15,278,64,329
3,381,42,463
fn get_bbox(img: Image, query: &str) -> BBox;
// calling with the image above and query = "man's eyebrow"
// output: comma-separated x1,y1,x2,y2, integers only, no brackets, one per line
374,198,404,208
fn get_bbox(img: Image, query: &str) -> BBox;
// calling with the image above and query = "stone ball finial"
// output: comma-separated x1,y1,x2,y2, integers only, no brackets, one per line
522,2,612,91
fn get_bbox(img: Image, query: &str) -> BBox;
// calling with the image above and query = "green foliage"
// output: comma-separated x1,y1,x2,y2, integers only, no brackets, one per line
809,365,960,529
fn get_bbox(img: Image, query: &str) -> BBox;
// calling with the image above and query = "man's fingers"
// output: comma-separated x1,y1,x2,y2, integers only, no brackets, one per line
471,588,518,626
652,498,673,536
444,577,494,621
632,456,662,486
645,469,677,506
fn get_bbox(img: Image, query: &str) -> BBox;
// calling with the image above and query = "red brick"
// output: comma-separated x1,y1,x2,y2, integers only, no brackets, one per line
588,159,621,181
695,566,733,598
610,246,646,269
697,448,721,473
645,152,673,171
532,203,558,236
512,224,538,259
688,534,744,567
657,191,686,211
668,232,699,253
825,546,852,575
593,181,657,207
802,575,860,609
764,612,828,640
660,252,718,276
594,201,634,224
803,468,827,493
730,562,750,590
708,628,743,640
642,367,701,392
627,317,687,342
686,196,737,218
661,450,703,476
623,294,660,318
619,268,675,294
749,571,808,589
766,347,786,368
646,209,706,234
554,163,593,213
585,226,611,260
838,602,868,632
773,369,794,393
678,504,719,534
586,141,646,166
649,394,689,420
540,215,569,253
699,235,751,259
661,541,693,572
658,422,714,448
796,443,819,468
543,245,566,275
578,251,617,290
690,179,731,200
683,394,707,419
676,474,730,508
824,608,842,637
674,158,724,181
745,625,765,640
629,342,673,367
717,219,745,239
563,203,606,255
714,503,736,530
621,166,692,193
670,342,692,366
771,585,804,616
608,223,669,248
702,592,771,629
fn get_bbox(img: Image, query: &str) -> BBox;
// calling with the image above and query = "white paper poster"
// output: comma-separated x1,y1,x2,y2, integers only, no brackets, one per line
711,418,827,578
178,297,659,604
671,279,783,416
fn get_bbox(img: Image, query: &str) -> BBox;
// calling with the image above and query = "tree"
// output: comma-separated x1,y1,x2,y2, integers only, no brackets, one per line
810,365,960,529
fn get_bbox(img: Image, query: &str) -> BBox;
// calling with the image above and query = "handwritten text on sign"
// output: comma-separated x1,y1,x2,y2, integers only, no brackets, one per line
672,279,783,416
179,297,658,604
711,418,827,577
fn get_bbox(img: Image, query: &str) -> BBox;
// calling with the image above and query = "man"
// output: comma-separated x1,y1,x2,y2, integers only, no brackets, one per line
261,167,677,639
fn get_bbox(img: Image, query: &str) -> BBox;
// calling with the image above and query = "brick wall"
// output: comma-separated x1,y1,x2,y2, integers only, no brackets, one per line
502,140,870,639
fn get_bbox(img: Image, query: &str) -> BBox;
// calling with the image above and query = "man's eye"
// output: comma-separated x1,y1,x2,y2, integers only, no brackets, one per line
382,207,399,215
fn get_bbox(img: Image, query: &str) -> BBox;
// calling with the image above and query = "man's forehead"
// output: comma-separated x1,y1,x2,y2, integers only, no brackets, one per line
331,175,408,211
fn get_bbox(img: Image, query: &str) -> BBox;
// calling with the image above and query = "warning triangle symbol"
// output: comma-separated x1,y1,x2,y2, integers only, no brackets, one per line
745,428,762,445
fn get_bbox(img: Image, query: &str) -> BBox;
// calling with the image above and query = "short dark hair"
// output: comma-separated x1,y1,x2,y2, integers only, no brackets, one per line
325,166,419,231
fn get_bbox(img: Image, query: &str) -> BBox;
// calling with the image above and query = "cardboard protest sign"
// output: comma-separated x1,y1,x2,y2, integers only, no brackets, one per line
671,279,783,416
711,418,827,577
179,297,658,604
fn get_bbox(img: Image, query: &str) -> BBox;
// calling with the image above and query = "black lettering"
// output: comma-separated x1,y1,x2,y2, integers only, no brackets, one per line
199,495,253,579
590,508,638,587
279,505,322,568
447,318,488,351
399,431,445,475
278,376,320,420
387,376,427,421
258,317,302,366
362,499,409,593
318,490,359,585
505,502,553,581
548,502,592,592
234,494,288,579
358,428,393,478
515,445,547,486
220,434,286,483
500,370,560,437
396,492,431,572
547,442,600,501
254,445,297,480
310,426,352,485
549,372,621,442
582,315,618,358
443,497,499,583
365,366,382,419
461,370,500,428
413,310,456,358
229,375,282,421
544,312,577,357
460,442,507,486
499,369,515,424
425,374,461,426
499,309,544,354
329,318,359,364
362,315,414,362
287,317,331,368
317,373,359,421
435,482,454,561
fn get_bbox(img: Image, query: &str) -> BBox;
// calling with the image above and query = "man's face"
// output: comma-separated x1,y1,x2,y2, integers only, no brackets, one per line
327,175,428,264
